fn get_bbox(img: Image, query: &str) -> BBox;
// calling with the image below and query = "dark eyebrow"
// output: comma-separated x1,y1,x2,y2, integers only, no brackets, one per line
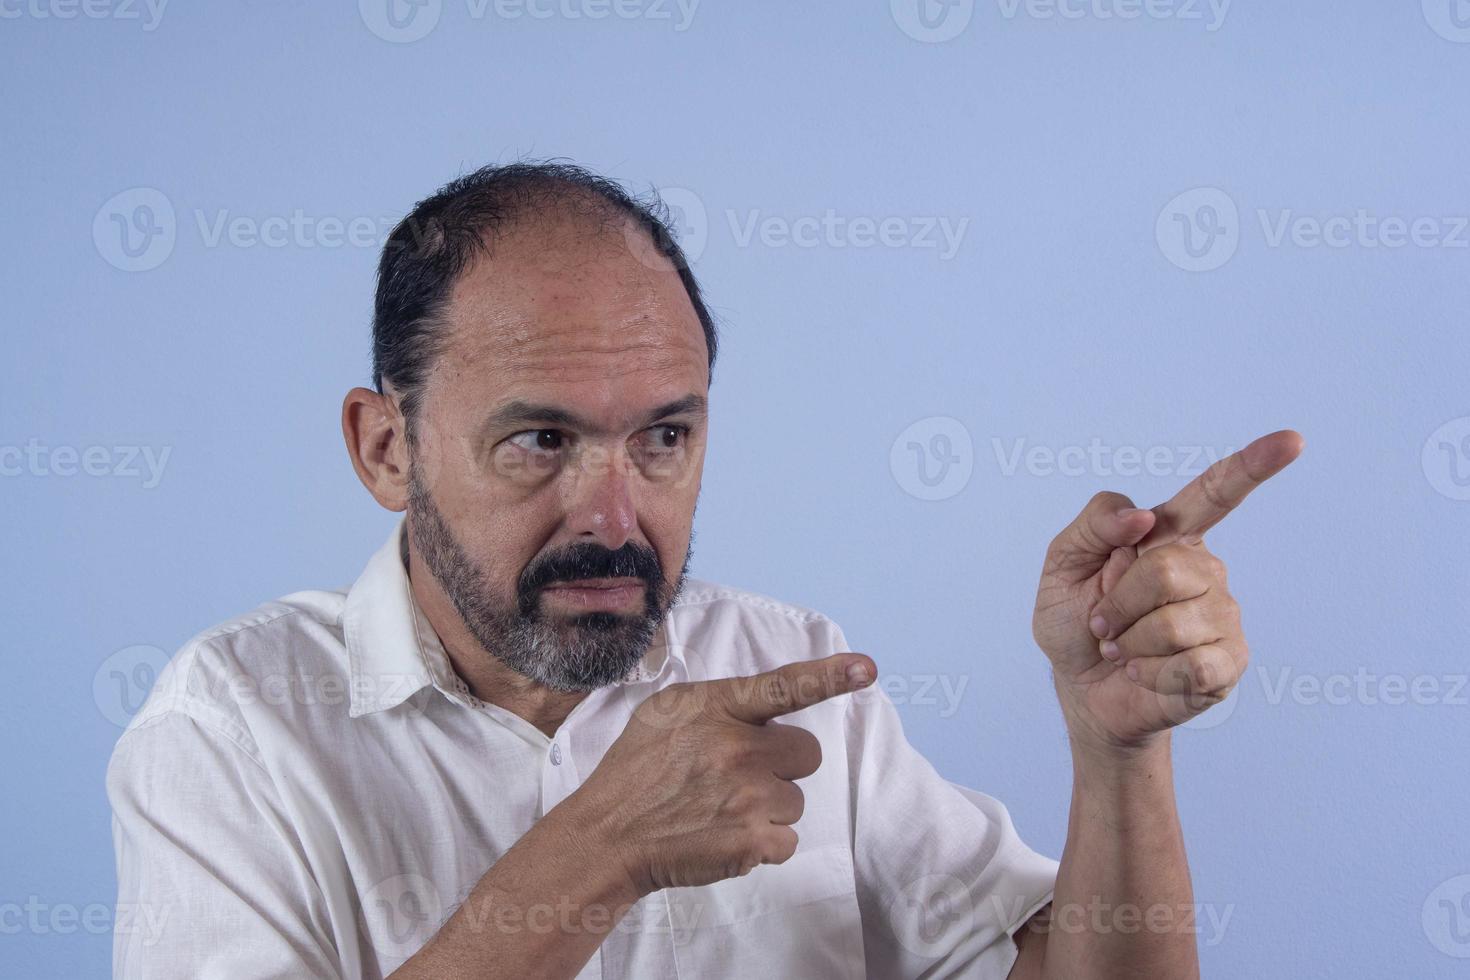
486,394,707,437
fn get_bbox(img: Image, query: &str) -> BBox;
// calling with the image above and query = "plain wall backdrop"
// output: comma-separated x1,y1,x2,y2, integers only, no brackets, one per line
3,1,1468,976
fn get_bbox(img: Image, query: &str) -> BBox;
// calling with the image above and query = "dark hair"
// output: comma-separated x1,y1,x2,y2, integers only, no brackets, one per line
371,160,718,435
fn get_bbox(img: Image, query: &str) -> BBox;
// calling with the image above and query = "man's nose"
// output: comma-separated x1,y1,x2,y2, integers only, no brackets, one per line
563,443,638,551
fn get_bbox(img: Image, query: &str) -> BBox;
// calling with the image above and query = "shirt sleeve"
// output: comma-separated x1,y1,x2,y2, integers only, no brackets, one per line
107,709,343,980
837,623,1059,979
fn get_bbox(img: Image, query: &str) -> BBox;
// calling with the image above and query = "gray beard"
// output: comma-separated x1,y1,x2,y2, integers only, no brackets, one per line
405,463,691,693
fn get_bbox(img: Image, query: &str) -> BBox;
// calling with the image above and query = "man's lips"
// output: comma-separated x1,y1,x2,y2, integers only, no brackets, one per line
544,577,644,590
541,578,646,610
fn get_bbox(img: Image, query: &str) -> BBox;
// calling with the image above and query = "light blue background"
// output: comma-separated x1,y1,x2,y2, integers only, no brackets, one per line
4,1,1468,976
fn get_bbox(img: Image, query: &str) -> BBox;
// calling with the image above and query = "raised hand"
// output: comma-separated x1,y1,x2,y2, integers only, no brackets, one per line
565,653,875,895
1032,430,1304,748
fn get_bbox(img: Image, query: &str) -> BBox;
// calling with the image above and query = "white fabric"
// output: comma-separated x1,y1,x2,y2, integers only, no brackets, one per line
108,519,1058,979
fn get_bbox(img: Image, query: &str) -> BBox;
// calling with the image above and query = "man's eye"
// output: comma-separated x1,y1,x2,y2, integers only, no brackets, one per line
508,430,565,453
644,424,689,451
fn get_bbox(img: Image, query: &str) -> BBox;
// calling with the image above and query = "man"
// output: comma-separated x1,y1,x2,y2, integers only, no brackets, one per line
107,160,1302,979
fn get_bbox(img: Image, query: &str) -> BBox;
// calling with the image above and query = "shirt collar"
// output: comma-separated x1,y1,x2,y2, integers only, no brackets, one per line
343,518,684,718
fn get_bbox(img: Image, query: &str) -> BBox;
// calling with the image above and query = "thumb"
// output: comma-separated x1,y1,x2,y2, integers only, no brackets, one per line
1044,492,1157,582
715,653,876,725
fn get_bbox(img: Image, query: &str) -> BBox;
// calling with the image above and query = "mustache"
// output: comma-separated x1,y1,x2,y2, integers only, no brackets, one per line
518,540,662,603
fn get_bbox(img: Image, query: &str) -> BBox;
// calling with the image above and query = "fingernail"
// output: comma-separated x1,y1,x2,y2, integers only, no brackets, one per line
1125,662,1140,681
1099,640,1120,661
1089,615,1109,639
1118,507,1146,520
846,663,872,688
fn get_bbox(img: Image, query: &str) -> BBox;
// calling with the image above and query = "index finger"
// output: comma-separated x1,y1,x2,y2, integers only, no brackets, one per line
716,653,876,725
1147,429,1304,544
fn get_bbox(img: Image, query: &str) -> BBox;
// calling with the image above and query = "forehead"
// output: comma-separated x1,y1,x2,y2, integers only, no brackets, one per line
431,210,709,425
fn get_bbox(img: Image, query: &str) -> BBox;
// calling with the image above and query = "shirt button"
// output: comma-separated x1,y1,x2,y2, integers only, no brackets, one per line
550,743,562,766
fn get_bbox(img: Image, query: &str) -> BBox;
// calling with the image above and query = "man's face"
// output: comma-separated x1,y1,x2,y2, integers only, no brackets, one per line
403,208,709,692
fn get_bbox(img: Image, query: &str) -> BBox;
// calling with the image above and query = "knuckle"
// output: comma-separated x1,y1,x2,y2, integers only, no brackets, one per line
726,780,763,816
719,736,758,771
761,827,799,866
1189,649,1229,694
1155,609,1190,649
1151,556,1187,594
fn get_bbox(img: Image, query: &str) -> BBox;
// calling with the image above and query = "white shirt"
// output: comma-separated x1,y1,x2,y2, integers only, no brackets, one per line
108,520,1058,979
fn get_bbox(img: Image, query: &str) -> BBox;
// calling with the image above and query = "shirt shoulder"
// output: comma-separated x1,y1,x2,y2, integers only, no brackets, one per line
116,586,352,759
667,577,852,678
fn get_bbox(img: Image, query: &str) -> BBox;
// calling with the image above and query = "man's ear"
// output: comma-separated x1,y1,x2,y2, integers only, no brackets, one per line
342,385,410,512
